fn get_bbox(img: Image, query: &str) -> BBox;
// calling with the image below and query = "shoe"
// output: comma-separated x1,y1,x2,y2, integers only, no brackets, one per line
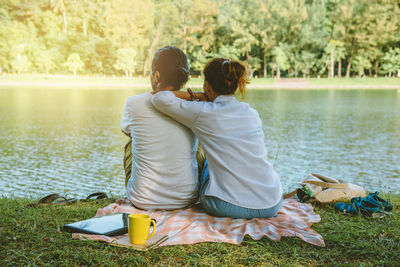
335,202,357,214
78,192,109,202
336,197,382,217
28,193,77,207
366,191,393,212
351,196,382,216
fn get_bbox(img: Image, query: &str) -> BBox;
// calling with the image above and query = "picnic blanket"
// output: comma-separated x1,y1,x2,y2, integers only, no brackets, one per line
72,197,325,247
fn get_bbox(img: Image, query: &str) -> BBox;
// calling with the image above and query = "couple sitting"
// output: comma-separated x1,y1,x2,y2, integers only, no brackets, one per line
121,46,282,219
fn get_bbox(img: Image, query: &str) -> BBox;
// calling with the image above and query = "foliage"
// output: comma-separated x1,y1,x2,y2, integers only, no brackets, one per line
64,53,84,76
0,0,399,77
1,194,399,265
113,48,137,77
381,48,400,77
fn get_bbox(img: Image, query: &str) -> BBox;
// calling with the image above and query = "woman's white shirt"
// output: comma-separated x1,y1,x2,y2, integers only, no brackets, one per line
151,91,282,209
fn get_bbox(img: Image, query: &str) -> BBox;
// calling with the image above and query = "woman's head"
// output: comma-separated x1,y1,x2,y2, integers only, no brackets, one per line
203,58,249,99
150,46,189,91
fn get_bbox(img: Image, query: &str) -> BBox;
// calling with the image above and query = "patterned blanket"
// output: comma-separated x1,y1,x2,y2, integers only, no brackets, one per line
72,197,325,247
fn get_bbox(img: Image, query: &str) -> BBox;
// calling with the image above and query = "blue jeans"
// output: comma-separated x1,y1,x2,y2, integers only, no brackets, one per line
199,160,283,219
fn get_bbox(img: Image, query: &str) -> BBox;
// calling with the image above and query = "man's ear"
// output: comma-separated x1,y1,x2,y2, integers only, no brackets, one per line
154,70,160,83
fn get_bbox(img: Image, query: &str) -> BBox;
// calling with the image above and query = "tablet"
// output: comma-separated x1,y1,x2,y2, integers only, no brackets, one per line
63,213,129,236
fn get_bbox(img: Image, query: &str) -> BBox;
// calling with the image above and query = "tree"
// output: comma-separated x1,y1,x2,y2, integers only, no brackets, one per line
51,0,68,33
113,48,137,77
335,44,346,77
178,0,217,73
298,51,316,78
11,53,31,74
256,0,277,78
64,53,84,76
0,0,399,77
381,48,400,77
352,55,371,77
332,0,371,77
142,0,180,76
105,0,153,74
272,45,290,79
35,49,56,75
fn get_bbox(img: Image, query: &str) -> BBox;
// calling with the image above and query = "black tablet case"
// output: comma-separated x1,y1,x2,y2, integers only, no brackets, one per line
63,213,129,236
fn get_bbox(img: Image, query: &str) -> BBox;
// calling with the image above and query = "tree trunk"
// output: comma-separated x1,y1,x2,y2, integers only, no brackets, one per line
338,59,342,78
330,50,334,78
63,11,67,33
277,67,280,79
303,71,306,78
263,54,267,78
345,57,352,78
249,68,254,78
125,70,128,78
374,61,379,77
182,11,187,53
83,20,87,36
142,16,166,76
73,70,76,77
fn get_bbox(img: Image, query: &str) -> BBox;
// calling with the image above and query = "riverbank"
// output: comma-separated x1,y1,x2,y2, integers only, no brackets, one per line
1,194,399,266
0,75,399,89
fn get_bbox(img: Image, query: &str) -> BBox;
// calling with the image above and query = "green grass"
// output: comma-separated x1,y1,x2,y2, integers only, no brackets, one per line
1,194,399,266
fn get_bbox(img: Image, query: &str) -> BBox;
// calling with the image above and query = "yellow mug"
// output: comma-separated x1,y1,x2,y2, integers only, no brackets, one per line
128,214,157,244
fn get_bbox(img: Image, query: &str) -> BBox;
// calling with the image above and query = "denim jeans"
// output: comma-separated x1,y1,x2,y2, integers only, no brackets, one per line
199,159,283,219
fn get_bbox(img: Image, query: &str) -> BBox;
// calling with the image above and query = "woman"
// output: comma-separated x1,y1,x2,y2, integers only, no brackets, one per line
151,58,282,218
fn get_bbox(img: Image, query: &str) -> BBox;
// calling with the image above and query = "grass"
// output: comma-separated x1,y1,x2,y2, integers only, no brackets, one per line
1,194,399,266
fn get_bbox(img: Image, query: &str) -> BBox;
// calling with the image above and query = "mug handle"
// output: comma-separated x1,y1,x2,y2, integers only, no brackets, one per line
146,219,157,240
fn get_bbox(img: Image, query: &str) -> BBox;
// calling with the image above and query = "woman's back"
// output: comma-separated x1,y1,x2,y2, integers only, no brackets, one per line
151,91,282,209
192,95,282,209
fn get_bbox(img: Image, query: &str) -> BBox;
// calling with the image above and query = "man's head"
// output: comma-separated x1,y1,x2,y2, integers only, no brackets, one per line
150,46,189,91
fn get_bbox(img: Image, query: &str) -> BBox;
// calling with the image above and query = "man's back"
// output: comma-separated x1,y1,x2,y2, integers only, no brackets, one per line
121,92,198,210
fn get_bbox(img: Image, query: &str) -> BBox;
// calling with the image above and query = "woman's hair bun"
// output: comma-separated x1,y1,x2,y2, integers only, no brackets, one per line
203,58,249,99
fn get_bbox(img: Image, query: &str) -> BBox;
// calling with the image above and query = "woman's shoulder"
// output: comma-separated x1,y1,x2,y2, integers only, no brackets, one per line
237,101,259,115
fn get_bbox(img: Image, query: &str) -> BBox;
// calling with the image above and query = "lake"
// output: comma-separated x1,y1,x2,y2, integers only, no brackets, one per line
0,87,399,198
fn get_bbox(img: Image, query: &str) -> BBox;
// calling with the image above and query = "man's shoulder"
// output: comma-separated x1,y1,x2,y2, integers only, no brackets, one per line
126,92,151,104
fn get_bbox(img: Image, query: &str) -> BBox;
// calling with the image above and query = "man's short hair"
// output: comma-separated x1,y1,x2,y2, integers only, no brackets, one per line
151,46,189,90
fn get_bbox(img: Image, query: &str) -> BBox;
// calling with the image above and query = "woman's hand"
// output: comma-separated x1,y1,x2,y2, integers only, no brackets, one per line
174,91,208,101
152,88,209,101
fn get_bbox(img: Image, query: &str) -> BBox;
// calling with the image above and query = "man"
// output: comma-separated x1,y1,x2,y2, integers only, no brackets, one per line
121,46,200,210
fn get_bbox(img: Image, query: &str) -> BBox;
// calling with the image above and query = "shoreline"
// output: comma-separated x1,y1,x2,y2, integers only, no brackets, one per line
1,81,400,90
0,75,399,90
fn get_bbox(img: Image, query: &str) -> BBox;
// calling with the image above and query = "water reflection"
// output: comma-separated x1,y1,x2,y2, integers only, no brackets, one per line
0,88,399,198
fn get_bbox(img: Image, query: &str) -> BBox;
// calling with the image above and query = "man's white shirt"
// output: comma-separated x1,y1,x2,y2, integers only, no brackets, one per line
121,92,198,210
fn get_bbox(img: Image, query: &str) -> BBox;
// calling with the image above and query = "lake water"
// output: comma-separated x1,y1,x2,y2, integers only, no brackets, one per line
0,87,399,198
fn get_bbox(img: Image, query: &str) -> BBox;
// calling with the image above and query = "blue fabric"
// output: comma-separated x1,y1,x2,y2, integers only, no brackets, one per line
199,159,283,219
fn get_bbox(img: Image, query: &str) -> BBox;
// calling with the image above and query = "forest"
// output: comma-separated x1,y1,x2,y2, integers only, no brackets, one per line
0,0,400,78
